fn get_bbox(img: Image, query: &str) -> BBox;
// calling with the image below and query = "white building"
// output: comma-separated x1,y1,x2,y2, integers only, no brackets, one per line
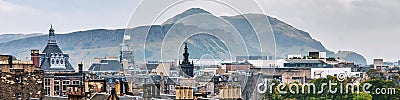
310,68,351,79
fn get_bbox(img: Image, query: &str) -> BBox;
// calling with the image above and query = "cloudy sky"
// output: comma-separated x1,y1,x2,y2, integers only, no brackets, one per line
0,0,399,64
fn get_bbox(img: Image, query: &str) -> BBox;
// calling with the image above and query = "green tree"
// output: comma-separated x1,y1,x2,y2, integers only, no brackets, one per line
352,92,372,100
366,69,385,80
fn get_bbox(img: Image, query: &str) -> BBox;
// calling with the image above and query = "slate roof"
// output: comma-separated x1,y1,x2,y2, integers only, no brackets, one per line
42,44,63,56
88,59,124,72
38,26,75,72
146,63,159,72
150,75,162,83
40,43,75,72
40,56,75,72
165,77,178,85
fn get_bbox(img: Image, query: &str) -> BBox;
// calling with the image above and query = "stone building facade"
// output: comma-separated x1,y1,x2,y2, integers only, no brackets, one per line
0,55,44,99
39,26,83,97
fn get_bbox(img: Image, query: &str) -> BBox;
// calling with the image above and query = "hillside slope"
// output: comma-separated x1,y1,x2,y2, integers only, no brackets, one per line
0,8,367,67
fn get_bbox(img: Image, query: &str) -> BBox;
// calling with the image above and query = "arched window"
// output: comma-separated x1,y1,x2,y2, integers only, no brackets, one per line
52,59,55,64
56,59,59,64
61,59,64,64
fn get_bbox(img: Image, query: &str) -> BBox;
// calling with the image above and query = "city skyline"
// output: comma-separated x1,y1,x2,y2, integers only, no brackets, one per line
1,1,400,99
1,0,400,64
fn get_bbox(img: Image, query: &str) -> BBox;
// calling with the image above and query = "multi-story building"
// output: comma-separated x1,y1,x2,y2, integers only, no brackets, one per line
88,56,124,74
0,54,44,99
221,61,255,71
39,26,83,97
284,59,332,68
120,35,134,69
236,55,273,60
373,58,384,69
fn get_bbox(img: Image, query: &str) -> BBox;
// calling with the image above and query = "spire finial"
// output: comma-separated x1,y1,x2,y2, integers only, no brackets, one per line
48,24,56,43
49,24,55,32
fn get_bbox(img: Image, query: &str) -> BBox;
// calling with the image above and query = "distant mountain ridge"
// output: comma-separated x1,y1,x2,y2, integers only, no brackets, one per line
0,33,43,43
0,8,367,67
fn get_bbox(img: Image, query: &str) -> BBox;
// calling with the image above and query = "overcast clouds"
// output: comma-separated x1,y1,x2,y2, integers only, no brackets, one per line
261,0,400,64
0,0,399,64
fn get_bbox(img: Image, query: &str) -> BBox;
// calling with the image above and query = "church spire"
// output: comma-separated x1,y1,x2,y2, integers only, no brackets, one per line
180,42,194,77
48,24,56,44
182,43,190,64
49,25,54,35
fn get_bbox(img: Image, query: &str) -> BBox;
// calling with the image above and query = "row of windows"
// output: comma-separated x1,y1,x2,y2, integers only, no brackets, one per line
51,59,64,65
292,77,303,80
44,79,81,96
45,80,79,85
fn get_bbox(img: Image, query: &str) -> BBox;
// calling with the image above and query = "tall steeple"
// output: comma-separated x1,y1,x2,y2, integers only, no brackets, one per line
48,25,56,44
182,43,190,64
180,43,194,77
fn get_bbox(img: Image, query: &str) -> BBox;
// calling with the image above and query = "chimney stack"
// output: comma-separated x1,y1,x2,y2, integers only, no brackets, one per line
78,62,84,85
31,50,40,68
8,55,13,68
78,62,83,74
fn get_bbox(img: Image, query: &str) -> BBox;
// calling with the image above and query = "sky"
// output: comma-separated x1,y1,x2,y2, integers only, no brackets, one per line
0,0,399,64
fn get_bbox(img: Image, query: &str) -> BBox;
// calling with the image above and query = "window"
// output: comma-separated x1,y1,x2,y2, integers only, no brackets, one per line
45,87,50,95
54,81,60,95
51,59,55,64
62,81,70,92
56,59,59,64
62,85,67,92
60,59,64,64
44,79,51,86
63,81,70,85
72,81,79,85
44,79,51,95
